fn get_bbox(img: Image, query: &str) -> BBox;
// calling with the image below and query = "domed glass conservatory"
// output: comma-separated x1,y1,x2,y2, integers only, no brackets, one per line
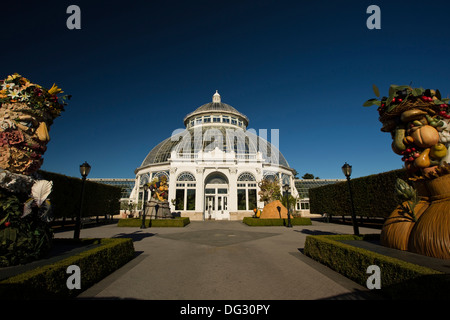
131,91,297,220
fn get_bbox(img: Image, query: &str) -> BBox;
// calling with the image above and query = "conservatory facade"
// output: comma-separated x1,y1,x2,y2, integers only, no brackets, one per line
131,91,298,221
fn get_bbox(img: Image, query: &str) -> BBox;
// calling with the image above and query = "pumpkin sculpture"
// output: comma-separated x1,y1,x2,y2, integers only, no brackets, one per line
365,85,450,259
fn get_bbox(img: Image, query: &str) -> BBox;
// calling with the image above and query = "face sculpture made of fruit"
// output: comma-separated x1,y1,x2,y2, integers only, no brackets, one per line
0,74,69,175
365,85,450,176
148,176,169,202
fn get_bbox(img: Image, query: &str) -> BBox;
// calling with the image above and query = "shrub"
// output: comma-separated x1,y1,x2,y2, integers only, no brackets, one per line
37,170,122,219
243,217,312,226
309,169,409,218
303,234,448,299
117,217,190,227
0,238,135,299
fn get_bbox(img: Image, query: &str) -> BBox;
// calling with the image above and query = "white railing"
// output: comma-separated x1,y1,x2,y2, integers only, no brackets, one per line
169,149,263,163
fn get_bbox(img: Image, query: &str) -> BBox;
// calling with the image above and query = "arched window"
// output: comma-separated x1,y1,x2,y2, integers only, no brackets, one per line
177,172,196,181
237,172,256,181
237,172,257,211
263,171,278,182
281,173,290,186
154,171,169,182
175,172,196,211
139,173,150,185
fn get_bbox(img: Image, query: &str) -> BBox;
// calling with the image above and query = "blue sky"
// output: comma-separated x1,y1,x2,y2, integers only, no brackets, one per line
2,0,450,179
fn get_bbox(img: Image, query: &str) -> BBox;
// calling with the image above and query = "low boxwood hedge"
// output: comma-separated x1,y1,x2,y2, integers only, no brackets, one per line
243,217,312,226
117,217,190,228
0,237,135,299
303,234,449,300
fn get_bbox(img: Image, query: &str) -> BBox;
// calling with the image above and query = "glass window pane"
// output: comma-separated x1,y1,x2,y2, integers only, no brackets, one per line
205,188,215,194
186,189,195,210
237,189,246,210
248,189,257,211
175,189,185,210
218,188,227,194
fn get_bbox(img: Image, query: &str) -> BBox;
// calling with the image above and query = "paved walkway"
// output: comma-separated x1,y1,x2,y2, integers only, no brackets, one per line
55,220,382,300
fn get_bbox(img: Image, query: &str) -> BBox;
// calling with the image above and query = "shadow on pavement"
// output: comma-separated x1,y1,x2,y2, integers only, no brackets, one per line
112,231,156,242
295,229,338,236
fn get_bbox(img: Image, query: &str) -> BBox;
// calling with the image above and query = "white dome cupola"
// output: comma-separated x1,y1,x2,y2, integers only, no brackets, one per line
183,91,249,129
212,90,221,103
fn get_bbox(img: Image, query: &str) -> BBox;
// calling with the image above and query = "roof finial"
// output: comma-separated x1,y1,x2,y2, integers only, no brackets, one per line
212,90,221,103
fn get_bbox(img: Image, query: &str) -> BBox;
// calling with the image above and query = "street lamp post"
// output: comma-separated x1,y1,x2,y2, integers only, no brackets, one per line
283,184,292,228
341,162,359,235
74,161,91,240
141,184,148,229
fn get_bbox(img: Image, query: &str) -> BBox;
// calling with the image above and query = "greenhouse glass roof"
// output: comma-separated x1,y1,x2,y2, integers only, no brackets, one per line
140,126,289,168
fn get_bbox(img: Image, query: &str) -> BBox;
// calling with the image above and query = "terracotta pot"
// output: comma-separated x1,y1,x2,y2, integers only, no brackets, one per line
408,174,450,259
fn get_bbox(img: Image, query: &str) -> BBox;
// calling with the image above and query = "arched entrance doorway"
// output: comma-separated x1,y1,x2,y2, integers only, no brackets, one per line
204,172,229,220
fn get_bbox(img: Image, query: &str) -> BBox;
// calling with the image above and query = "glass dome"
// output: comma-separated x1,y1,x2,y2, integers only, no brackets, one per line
138,91,290,169
184,91,249,129
140,126,290,168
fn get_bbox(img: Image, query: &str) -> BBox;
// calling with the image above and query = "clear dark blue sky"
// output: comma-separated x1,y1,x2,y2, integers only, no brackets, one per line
2,0,450,179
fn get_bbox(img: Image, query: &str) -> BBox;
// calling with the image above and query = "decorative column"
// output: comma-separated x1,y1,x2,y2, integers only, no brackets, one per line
196,167,204,220
228,167,238,219
169,167,177,212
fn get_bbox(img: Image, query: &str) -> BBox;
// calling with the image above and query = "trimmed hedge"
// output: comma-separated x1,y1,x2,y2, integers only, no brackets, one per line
303,234,449,300
117,217,190,228
0,237,135,299
37,170,122,219
243,217,312,226
309,169,409,218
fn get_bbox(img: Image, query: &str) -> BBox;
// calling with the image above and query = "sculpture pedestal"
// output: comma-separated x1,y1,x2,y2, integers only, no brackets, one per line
147,199,171,219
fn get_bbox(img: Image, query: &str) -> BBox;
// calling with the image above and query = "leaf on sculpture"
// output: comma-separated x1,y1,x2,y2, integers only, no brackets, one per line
372,84,380,97
22,198,34,218
31,180,53,207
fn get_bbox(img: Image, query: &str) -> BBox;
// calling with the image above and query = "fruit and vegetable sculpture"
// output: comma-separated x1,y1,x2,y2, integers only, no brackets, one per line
146,176,171,218
0,73,69,266
365,85,450,259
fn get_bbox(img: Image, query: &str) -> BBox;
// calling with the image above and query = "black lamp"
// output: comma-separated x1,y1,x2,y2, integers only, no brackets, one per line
80,161,91,178
341,162,359,235
141,184,149,229
74,161,91,240
283,184,292,228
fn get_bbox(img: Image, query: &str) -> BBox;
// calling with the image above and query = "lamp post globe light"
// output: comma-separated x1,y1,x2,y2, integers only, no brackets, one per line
283,184,292,228
341,162,359,236
141,184,149,229
74,161,91,240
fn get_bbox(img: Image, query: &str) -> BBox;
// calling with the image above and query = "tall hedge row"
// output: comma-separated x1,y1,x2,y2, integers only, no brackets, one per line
37,170,121,219
309,169,409,218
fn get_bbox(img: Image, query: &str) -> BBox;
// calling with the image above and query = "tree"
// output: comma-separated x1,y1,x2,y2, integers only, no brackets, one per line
302,173,315,179
258,178,282,205
281,194,298,212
